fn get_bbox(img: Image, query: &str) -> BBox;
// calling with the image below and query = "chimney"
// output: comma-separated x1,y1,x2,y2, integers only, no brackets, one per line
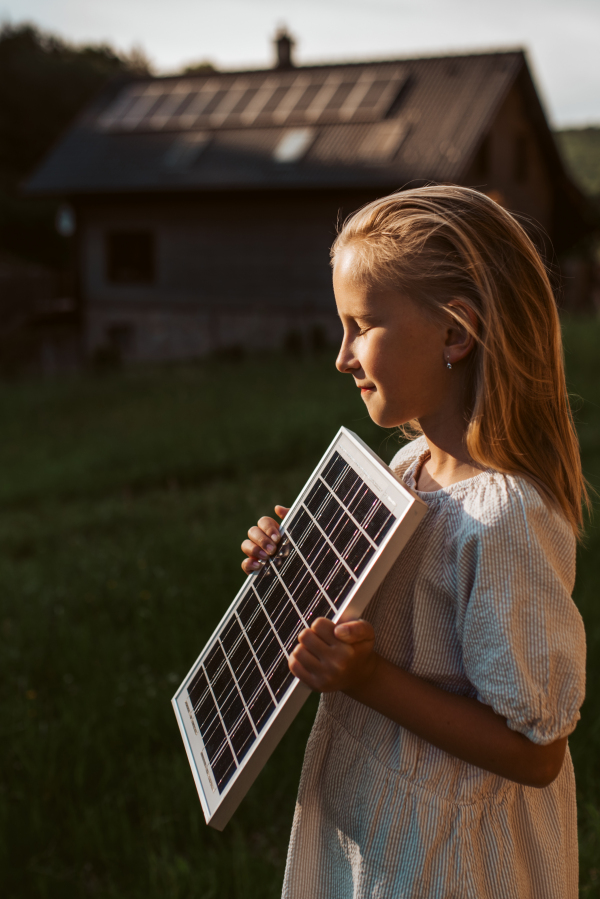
274,28,294,69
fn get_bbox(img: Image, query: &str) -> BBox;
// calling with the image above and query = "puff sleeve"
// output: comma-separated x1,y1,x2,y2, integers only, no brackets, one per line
454,477,586,745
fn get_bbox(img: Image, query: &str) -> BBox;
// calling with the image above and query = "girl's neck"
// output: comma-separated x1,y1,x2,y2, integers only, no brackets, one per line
415,417,483,492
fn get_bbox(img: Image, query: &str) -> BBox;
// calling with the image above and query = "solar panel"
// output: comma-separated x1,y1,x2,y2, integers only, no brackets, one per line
172,427,426,830
98,67,408,133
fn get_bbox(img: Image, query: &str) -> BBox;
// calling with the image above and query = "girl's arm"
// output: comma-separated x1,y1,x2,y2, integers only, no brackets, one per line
290,617,568,789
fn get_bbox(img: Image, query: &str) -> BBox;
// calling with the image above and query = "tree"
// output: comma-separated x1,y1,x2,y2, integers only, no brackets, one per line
0,23,151,267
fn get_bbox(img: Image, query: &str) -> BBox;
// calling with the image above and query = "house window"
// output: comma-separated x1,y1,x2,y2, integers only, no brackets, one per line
106,231,155,284
514,134,528,183
273,128,315,163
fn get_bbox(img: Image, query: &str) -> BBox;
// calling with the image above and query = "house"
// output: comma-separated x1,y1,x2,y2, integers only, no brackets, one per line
26,32,597,364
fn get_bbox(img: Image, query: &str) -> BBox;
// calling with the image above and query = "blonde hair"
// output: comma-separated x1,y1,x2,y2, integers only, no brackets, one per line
331,185,588,536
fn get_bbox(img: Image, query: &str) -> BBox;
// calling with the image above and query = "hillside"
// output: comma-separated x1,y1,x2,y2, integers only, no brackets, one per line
556,126,600,199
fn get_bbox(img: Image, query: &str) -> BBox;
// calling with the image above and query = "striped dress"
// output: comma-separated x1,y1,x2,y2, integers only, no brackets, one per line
282,436,586,899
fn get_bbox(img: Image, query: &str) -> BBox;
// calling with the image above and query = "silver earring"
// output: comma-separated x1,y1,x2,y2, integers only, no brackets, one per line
446,359,452,370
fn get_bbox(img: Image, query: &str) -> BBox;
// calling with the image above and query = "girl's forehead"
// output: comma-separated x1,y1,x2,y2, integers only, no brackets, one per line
333,267,376,311
333,244,367,283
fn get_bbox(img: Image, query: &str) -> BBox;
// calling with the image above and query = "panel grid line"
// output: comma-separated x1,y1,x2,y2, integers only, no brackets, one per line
260,548,337,620
316,471,381,549
218,636,260,739
272,532,335,627
296,498,359,583
200,662,239,772
282,525,344,607
251,584,305,660
234,610,279,705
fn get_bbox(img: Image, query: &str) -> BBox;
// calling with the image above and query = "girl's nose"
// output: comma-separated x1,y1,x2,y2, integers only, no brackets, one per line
336,339,360,374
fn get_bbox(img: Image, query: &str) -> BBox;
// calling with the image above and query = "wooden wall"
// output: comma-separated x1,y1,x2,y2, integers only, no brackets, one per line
78,190,377,363
462,83,554,236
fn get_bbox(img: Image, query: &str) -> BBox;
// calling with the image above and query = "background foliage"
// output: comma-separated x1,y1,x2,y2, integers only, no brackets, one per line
558,127,600,203
0,321,599,897
0,23,149,267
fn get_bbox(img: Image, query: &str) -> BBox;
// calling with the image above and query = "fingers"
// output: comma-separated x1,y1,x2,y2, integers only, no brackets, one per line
240,519,280,570
258,516,282,542
297,620,336,657
299,617,373,647
306,617,338,645
241,555,263,574
240,507,288,573
248,525,278,555
288,653,318,688
289,622,361,692
287,616,378,694
289,643,326,678
242,518,281,555
334,619,375,644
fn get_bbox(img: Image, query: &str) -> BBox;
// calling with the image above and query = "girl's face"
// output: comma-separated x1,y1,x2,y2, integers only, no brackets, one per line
333,247,454,429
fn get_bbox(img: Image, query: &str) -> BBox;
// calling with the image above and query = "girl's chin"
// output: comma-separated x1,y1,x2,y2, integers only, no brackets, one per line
365,406,403,430
360,393,408,428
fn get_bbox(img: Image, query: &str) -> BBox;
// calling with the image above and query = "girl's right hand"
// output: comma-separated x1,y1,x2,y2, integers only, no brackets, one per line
241,505,289,574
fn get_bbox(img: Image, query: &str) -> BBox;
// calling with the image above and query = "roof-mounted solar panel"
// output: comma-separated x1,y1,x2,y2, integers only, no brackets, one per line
172,427,426,830
98,67,408,133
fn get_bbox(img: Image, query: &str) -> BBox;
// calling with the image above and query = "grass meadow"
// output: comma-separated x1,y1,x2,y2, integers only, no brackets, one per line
1,319,599,898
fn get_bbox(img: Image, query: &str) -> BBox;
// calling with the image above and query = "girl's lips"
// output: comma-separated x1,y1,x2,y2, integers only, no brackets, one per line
360,386,375,394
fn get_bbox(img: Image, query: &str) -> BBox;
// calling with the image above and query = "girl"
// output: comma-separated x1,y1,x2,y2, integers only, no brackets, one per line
241,186,586,898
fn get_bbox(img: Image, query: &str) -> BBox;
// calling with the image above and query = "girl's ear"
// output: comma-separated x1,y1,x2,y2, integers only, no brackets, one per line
443,300,478,365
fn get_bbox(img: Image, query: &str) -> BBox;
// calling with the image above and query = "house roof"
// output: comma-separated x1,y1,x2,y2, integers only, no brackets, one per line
26,51,527,194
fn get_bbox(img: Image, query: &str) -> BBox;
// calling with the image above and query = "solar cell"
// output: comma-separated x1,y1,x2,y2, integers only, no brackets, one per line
240,80,280,124
149,87,192,128
174,90,218,127
173,427,426,829
261,85,293,115
229,85,260,116
324,81,357,112
121,92,163,129
289,81,323,115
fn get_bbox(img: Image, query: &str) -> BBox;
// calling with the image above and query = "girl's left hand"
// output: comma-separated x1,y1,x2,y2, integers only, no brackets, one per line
289,617,377,694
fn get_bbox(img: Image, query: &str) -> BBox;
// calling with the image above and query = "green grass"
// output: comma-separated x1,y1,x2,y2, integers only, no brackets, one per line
0,328,599,898
563,320,600,896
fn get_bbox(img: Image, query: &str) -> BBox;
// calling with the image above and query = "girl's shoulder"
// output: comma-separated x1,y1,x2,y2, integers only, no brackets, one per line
450,470,577,591
390,438,570,537
458,469,571,538
389,440,576,577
